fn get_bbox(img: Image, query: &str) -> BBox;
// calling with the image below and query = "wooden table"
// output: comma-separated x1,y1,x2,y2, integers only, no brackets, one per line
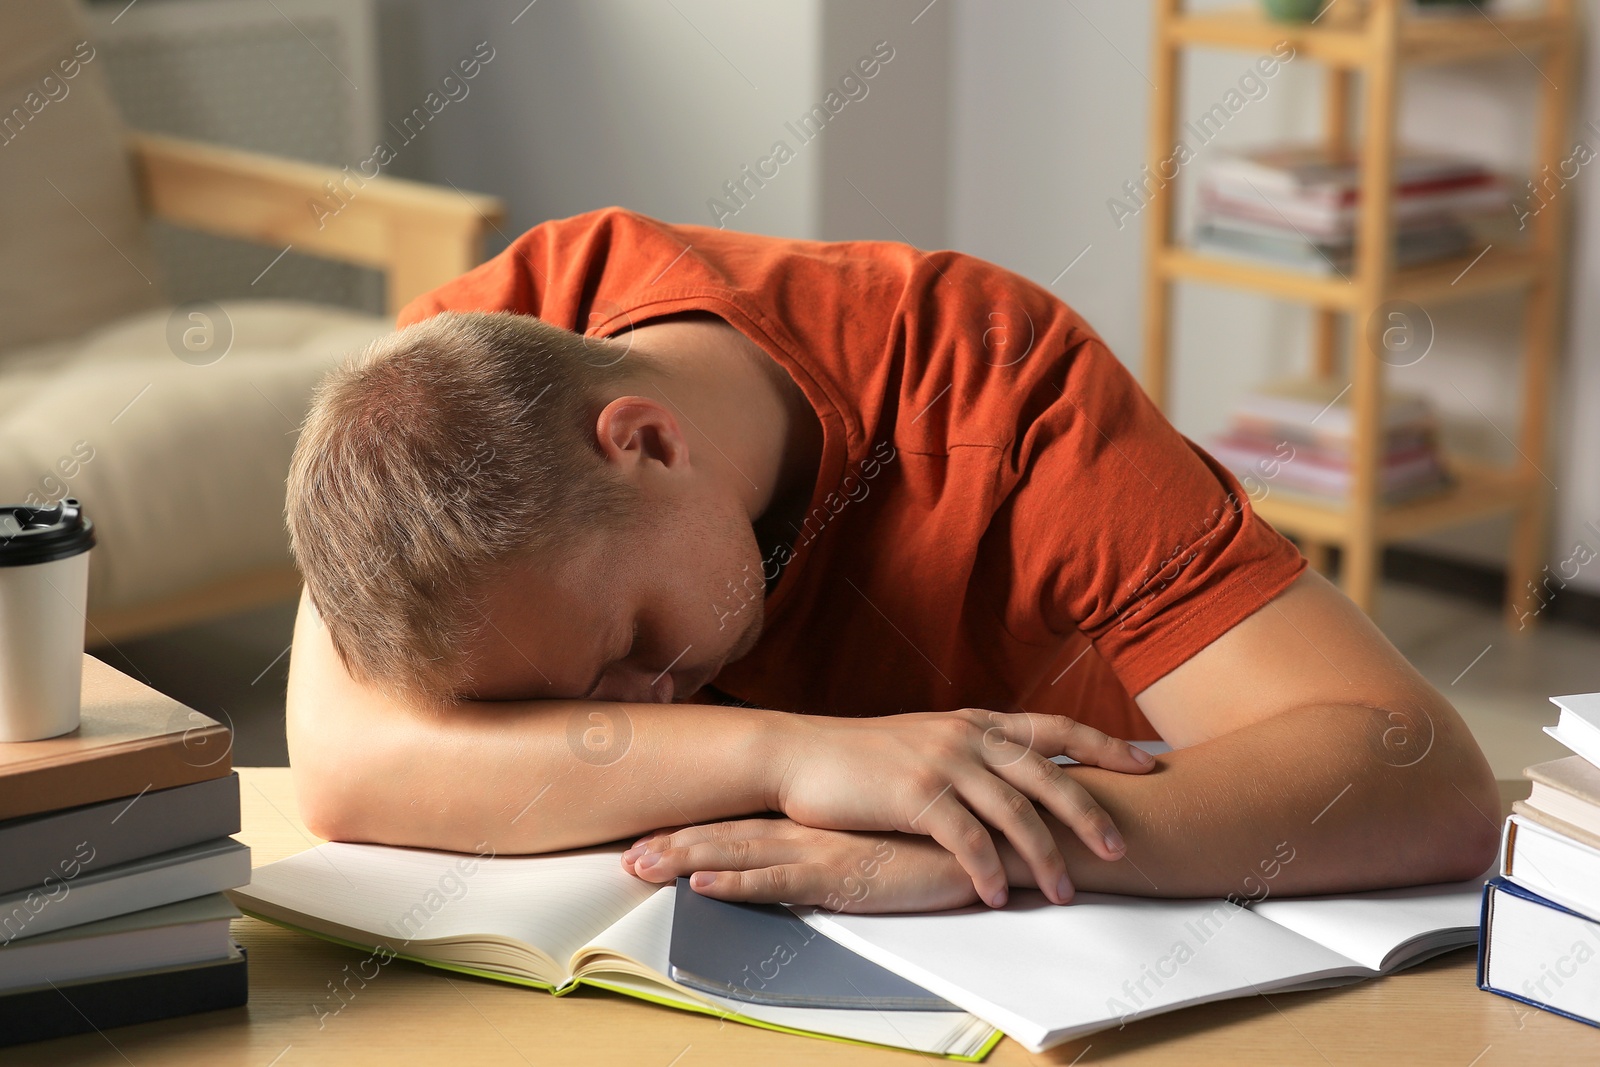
24,773,1596,1065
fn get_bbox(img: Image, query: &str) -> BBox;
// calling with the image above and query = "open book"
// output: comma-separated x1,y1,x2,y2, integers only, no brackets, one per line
802,875,1488,1053
228,842,999,1060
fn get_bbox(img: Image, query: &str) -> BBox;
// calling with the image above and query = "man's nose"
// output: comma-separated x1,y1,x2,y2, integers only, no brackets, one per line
593,668,673,704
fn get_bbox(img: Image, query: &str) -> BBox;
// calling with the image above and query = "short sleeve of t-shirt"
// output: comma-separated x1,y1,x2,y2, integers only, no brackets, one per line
994,332,1307,699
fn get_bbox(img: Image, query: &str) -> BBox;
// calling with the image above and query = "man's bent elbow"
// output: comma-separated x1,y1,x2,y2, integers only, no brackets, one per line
1418,739,1501,883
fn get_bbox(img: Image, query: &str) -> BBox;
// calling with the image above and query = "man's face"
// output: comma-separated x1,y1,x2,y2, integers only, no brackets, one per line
458,491,766,704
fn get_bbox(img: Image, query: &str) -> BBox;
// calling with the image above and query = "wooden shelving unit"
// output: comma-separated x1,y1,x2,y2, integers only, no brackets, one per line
1141,0,1579,623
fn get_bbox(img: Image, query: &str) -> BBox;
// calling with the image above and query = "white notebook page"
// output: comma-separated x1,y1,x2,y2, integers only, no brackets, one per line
804,889,1364,1052
238,842,656,979
1247,876,1484,971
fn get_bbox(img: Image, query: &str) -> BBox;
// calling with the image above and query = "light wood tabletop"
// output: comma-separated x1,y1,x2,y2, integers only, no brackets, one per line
21,772,1596,1065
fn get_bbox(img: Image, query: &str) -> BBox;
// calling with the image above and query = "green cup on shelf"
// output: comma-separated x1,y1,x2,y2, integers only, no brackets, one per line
1261,0,1328,21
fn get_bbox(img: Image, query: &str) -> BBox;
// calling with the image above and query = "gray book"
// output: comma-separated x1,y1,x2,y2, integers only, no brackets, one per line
0,893,239,994
0,773,240,896
0,942,248,1047
667,877,956,1011
0,837,250,944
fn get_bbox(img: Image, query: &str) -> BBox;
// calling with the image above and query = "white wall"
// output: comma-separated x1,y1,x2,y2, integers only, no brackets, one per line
813,0,950,246
374,0,825,241
947,0,1600,594
372,0,952,248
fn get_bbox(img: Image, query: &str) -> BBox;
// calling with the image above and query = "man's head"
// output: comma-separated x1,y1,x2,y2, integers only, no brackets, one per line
287,310,766,708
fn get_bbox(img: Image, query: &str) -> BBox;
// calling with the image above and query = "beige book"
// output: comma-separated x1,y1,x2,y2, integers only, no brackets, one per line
0,655,231,820
1521,755,1600,840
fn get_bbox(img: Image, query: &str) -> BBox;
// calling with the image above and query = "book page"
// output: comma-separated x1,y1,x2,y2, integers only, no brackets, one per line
1248,875,1486,972
804,890,1363,1053
577,887,994,1057
235,842,656,983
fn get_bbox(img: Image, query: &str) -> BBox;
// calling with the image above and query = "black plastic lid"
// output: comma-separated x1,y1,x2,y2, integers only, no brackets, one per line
0,499,95,567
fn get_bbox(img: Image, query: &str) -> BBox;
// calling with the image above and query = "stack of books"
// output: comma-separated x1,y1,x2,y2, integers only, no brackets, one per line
1193,144,1509,275
1208,377,1453,504
0,655,251,1047
1480,692,1600,1030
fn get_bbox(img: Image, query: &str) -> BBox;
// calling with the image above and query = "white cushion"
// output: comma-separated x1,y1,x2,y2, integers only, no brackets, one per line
0,300,389,613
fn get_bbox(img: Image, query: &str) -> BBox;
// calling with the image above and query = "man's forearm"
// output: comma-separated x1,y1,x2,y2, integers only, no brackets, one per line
1002,702,1501,900
293,694,789,854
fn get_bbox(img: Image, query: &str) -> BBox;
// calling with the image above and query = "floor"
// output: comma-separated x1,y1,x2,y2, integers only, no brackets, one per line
91,582,1594,779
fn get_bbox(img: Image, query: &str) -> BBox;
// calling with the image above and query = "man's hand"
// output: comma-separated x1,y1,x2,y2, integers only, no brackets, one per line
622,818,984,914
767,710,1154,908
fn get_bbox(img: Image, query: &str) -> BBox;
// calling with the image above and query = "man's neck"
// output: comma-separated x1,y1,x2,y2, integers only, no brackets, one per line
613,312,823,561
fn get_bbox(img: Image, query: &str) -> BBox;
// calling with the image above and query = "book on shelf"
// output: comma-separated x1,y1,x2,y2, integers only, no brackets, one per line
1192,143,1510,274
1231,377,1437,439
1209,434,1450,502
0,943,247,1048
1203,144,1499,205
1197,182,1508,241
0,655,233,821
1209,378,1452,504
229,841,1001,1060
802,875,1487,1053
1193,216,1474,276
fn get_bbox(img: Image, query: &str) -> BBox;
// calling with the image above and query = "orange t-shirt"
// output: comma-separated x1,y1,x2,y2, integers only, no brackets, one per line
396,207,1306,740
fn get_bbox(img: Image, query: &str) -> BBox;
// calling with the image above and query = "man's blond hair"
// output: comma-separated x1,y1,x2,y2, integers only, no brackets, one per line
287,310,649,704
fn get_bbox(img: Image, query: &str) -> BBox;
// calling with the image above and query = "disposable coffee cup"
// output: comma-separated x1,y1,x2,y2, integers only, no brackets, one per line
0,499,95,742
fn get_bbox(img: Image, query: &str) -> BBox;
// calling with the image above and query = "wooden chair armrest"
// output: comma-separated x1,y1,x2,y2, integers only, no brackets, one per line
127,131,507,315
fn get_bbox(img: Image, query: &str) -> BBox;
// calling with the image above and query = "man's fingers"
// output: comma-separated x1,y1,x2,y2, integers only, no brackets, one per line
980,712,1155,774
687,865,825,905
913,795,1009,908
956,775,1072,905
994,751,1128,861
626,826,802,883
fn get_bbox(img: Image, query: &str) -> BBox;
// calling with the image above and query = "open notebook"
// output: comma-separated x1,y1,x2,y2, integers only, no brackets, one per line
802,875,1488,1053
228,842,999,1060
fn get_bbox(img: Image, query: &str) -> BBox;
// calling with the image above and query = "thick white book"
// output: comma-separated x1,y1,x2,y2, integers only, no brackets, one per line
1479,877,1600,1029
801,875,1487,1052
1544,693,1600,769
1500,813,1600,920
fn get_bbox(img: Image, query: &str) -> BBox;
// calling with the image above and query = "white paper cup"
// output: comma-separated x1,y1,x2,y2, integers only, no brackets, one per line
0,500,94,742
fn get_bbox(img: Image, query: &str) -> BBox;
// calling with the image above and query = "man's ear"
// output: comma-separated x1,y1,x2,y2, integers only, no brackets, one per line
594,395,687,473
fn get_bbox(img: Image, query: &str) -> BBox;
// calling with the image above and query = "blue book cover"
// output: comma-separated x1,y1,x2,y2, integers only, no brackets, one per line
1477,876,1600,1029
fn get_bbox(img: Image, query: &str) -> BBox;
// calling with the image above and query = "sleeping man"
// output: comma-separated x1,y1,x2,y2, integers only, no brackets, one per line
283,206,1498,914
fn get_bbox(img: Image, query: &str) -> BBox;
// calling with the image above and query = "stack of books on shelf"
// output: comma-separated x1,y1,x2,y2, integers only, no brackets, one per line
0,655,251,1047
1208,377,1453,505
1193,144,1510,276
1480,693,1600,1029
